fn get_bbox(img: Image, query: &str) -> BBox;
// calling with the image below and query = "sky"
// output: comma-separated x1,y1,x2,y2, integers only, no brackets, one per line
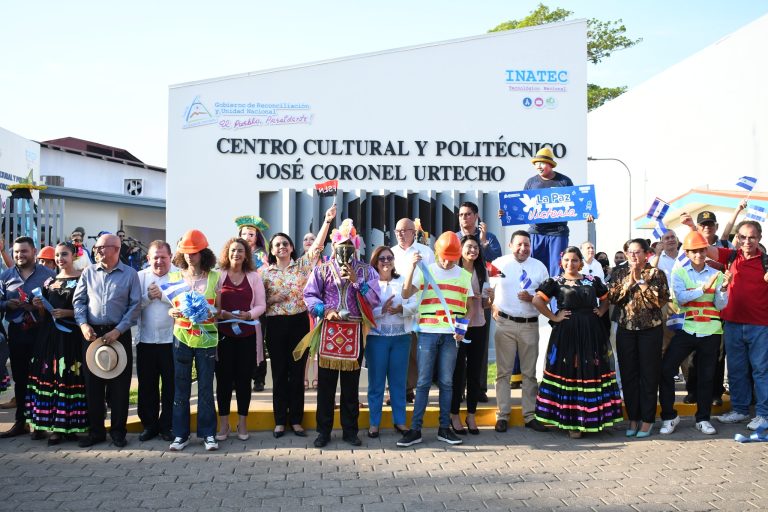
2,0,767,167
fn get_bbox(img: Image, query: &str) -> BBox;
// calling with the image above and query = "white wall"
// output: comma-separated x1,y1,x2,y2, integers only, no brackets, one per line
167,21,588,249
0,126,41,202
40,147,165,199
588,14,768,255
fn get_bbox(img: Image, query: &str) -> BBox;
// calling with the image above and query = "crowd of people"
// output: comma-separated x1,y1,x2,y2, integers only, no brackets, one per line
0,147,766,451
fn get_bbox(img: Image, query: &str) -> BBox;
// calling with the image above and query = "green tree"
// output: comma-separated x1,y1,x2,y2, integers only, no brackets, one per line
489,3,640,110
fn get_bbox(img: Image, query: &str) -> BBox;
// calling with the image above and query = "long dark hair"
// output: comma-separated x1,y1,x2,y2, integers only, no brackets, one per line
172,248,217,271
459,235,486,287
267,233,297,264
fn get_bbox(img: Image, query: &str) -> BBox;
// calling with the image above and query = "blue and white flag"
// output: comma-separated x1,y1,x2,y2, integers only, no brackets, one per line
519,269,532,290
646,197,670,221
160,279,190,302
677,252,691,267
652,220,669,240
666,312,685,331
746,205,767,223
736,176,757,192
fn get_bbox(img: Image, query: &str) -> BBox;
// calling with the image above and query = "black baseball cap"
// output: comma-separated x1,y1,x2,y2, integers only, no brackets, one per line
696,211,717,224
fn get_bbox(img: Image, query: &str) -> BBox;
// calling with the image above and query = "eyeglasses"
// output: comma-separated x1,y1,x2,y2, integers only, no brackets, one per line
395,229,414,234
377,255,394,262
93,246,120,252
737,235,758,242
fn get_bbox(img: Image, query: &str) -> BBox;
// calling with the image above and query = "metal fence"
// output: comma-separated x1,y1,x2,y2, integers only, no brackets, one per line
1,197,66,250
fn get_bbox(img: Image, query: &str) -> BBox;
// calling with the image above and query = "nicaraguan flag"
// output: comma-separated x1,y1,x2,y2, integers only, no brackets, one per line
666,312,685,331
677,252,691,267
736,176,757,192
652,220,669,240
646,197,670,221
519,269,532,290
746,205,767,223
160,279,190,302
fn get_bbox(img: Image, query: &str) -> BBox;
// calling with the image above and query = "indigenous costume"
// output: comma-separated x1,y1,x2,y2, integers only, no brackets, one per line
234,215,270,270
301,220,380,442
534,275,623,433
26,277,88,434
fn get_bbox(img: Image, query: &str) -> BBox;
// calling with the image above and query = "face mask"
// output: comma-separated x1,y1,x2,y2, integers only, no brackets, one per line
334,244,354,267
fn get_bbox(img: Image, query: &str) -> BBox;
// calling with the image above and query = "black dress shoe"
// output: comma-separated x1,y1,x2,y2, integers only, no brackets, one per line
160,431,173,442
406,391,415,404
313,434,330,448
0,421,28,438
139,429,159,442
682,394,696,404
477,392,489,403
494,419,508,433
343,434,362,446
111,436,127,448
291,427,307,437
525,419,549,432
78,435,106,448
253,382,265,392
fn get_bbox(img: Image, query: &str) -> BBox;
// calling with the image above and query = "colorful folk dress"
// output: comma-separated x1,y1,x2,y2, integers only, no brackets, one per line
534,275,623,433
26,277,88,433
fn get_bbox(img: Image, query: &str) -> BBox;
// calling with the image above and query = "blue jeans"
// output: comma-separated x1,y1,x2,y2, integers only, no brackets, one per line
366,333,411,427
411,332,458,430
172,339,217,440
724,322,768,416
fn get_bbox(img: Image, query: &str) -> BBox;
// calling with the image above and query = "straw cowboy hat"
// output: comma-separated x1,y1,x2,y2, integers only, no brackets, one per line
85,339,128,380
531,147,557,168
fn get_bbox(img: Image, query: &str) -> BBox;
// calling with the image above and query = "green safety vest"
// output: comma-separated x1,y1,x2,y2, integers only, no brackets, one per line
417,265,472,331
672,267,724,336
170,270,219,348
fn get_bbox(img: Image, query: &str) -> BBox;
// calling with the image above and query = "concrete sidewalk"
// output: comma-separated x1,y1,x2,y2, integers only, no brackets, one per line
0,419,765,511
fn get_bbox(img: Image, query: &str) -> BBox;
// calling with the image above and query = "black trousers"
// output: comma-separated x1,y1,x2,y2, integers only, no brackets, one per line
660,331,719,422
616,325,662,423
82,326,133,438
215,333,256,416
7,324,39,423
265,313,309,426
685,335,726,398
316,348,363,437
136,342,174,434
451,324,488,415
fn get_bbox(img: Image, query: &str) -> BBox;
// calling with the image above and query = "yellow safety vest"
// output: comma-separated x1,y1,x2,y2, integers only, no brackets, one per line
417,265,472,331
672,267,724,336
171,270,219,348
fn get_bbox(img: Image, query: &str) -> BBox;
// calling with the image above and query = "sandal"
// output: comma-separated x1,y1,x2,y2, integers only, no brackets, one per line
312,379,318,389
304,380,309,390
237,424,250,441
215,425,231,441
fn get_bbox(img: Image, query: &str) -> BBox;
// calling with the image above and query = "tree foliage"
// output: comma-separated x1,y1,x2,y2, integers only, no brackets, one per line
489,3,641,110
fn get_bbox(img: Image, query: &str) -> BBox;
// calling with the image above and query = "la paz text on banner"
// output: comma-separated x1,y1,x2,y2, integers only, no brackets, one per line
498,184,598,226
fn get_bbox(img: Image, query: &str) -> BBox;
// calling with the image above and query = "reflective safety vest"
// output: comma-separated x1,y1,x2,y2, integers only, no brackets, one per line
170,270,219,348
417,264,472,331
672,267,724,336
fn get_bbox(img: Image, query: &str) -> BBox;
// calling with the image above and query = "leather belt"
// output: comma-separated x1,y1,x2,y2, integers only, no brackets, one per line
498,311,538,323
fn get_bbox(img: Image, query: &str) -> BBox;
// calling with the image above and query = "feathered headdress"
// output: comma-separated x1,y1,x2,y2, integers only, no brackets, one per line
330,219,361,250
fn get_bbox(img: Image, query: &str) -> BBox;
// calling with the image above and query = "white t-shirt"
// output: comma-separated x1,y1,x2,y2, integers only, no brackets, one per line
583,258,605,281
491,254,549,319
136,268,175,344
412,263,473,334
391,242,434,276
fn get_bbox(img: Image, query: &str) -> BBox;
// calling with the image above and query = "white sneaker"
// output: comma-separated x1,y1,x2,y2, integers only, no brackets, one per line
717,411,750,424
169,437,189,451
747,415,768,431
696,421,717,435
660,416,681,435
203,436,219,451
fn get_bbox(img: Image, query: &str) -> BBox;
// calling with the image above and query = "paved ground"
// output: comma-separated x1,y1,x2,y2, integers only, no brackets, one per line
0,418,766,512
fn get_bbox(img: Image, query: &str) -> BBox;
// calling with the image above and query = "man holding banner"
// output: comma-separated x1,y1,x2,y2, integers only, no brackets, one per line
524,148,574,277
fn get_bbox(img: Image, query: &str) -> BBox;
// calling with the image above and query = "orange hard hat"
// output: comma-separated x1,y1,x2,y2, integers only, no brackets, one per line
682,231,709,251
434,231,461,261
177,229,209,254
38,246,55,260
